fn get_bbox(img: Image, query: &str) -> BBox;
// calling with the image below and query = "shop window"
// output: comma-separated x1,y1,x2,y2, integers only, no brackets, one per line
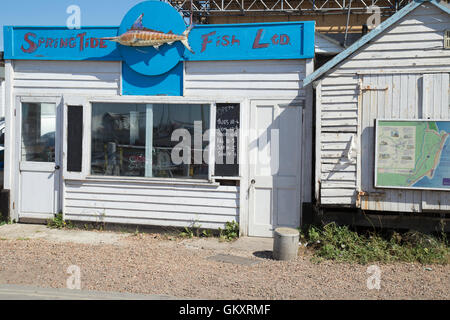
91,103,210,179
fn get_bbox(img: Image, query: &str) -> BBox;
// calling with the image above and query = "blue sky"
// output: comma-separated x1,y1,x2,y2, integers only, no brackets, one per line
0,0,147,51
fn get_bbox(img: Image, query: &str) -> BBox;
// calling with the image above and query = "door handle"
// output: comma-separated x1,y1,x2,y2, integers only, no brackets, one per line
55,165,60,170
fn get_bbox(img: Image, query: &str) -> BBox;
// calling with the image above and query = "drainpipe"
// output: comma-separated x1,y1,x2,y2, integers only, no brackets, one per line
343,0,352,48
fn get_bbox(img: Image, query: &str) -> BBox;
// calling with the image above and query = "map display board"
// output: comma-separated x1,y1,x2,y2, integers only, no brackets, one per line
375,120,450,191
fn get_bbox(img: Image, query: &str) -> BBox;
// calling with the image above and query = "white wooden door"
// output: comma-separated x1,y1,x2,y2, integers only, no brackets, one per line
248,100,303,237
17,97,62,220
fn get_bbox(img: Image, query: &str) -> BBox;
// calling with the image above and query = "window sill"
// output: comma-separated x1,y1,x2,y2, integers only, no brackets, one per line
213,176,241,181
81,175,220,187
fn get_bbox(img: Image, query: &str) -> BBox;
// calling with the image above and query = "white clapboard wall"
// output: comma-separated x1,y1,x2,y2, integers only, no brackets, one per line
317,3,450,212
184,59,306,99
64,180,239,229
12,60,121,96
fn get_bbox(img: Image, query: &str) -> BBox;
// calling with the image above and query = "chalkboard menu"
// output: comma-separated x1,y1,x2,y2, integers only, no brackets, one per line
215,103,240,177
67,105,83,172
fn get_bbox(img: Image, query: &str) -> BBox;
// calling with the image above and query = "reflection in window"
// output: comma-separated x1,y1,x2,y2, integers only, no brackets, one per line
21,102,56,162
91,103,210,179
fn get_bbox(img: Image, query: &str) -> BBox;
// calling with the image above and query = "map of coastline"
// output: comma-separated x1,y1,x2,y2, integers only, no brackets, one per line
376,121,450,190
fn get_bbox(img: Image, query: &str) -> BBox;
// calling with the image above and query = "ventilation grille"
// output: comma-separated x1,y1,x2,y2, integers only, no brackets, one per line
445,30,450,49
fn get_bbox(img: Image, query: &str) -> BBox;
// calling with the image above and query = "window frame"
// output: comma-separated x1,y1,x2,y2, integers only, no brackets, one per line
63,95,244,184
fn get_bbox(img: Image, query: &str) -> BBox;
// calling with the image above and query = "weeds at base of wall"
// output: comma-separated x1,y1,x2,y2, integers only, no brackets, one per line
218,221,240,242
299,222,449,265
0,218,14,227
47,213,74,229
178,221,239,241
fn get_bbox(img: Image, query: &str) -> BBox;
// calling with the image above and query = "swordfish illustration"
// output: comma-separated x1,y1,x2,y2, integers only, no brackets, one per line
101,14,194,53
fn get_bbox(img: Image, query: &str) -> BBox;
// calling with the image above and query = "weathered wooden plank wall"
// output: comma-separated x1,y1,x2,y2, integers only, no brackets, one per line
317,3,450,212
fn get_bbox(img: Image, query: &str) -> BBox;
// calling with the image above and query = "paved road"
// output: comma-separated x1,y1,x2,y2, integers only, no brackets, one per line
0,284,177,300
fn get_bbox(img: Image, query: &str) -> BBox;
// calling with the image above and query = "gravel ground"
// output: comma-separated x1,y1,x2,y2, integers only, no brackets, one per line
0,232,449,299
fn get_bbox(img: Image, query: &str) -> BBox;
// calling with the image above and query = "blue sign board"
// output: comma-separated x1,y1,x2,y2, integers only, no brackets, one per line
4,23,314,63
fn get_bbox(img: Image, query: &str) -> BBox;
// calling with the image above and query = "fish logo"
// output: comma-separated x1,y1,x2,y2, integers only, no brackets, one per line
101,13,194,53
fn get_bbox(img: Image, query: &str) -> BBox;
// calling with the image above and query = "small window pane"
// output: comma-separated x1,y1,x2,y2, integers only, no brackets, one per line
21,102,56,162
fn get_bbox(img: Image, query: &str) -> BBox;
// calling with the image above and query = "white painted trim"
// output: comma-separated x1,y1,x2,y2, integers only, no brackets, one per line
3,60,17,220
83,175,221,187
145,104,153,178
303,58,314,206
84,101,92,180
88,96,217,105
20,96,60,103
356,77,363,195
208,103,216,181
239,98,250,236
213,176,241,180
12,95,20,222
18,212,54,220
315,81,322,203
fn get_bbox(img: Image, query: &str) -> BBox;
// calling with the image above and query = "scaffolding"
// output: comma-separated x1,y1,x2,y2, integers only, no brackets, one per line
168,0,413,18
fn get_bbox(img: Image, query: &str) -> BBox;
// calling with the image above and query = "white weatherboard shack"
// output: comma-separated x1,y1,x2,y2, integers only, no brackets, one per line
2,1,348,237
304,0,450,214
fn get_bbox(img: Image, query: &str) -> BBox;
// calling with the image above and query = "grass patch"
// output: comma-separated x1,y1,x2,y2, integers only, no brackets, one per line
300,223,449,265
